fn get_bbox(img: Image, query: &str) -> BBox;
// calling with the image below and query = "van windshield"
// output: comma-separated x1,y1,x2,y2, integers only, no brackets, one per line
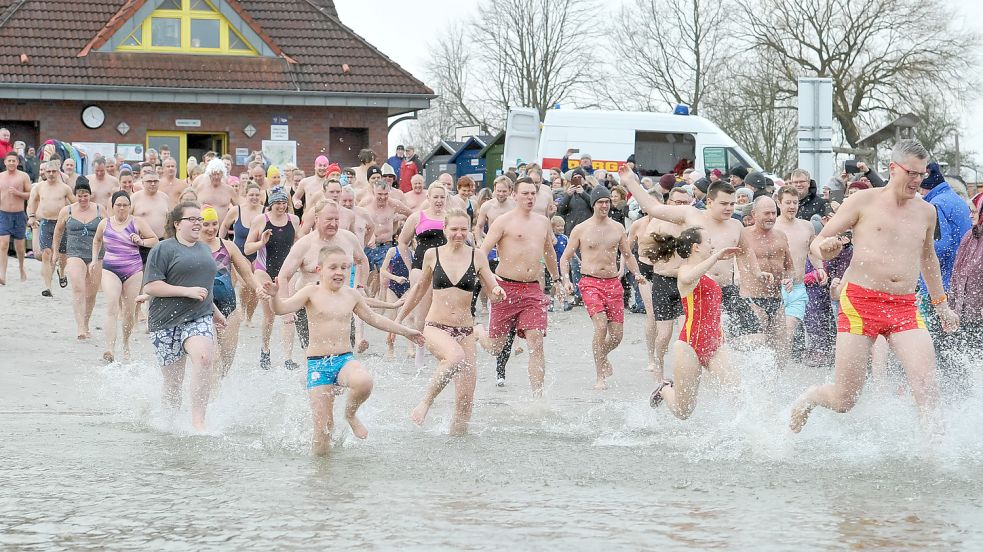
703,147,751,174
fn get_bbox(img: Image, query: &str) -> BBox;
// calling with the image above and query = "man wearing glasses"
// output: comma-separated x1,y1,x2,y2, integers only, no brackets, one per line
790,139,959,436
787,168,829,221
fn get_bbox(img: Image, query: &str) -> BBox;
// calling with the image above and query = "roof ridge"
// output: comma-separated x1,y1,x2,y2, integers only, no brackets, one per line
300,0,428,91
0,0,30,29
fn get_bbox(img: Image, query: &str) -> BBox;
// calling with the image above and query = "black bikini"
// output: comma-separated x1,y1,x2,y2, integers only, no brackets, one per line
432,247,478,293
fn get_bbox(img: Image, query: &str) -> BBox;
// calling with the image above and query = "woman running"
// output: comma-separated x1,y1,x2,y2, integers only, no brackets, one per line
140,201,221,432
380,244,413,360
647,226,742,419
397,209,505,434
221,183,264,324
245,186,300,370
52,181,104,340
201,205,256,378
396,184,447,368
91,191,159,361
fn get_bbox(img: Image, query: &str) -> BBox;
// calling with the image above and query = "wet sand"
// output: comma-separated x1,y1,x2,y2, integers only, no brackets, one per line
2,259,982,550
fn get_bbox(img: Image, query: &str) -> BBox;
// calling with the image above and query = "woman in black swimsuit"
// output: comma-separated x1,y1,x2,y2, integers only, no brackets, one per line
397,208,504,435
244,186,301,370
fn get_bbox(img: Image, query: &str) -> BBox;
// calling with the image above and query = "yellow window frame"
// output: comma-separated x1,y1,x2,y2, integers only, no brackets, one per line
146,131,187,179
117,0,258,56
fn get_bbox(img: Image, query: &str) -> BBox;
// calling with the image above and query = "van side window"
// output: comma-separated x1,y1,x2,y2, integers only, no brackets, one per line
703,147,751,173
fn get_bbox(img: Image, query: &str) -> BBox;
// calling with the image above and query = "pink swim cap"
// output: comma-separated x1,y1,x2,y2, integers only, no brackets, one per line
315,155,329,166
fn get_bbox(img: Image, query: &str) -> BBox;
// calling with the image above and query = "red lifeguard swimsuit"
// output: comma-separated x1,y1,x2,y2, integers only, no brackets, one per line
679,274,724,366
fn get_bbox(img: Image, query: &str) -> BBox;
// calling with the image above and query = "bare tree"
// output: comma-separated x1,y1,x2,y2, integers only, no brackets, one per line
607,0,731,114
703,52,798,175
737,0,979,148
475,0,598,121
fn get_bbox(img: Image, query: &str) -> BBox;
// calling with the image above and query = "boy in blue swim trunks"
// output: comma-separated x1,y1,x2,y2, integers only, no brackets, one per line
267,244,424,455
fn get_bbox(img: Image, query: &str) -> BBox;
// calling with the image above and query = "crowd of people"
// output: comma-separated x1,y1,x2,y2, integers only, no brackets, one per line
1,126,980,453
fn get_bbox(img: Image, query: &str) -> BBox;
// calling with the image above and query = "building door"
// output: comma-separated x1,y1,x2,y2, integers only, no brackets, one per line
147,131,227,178
147,132,185,176
187,133,227,167
329,127,368,170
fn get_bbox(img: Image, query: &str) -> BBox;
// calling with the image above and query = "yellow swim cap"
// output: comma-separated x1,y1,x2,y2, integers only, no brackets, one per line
201,205,218,222
267,165,280,178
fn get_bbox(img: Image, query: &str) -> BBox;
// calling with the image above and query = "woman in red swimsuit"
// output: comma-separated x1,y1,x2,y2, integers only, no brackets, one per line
646,226,742,420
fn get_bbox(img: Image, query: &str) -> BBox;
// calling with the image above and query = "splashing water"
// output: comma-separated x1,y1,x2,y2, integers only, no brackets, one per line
4,306,982,549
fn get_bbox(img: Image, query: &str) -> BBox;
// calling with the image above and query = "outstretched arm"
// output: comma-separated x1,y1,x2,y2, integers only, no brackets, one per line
618,166,689,225
269,278,313,315
355,295,423,340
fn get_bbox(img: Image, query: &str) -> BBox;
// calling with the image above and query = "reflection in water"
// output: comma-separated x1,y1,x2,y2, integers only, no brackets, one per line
2,329,982,550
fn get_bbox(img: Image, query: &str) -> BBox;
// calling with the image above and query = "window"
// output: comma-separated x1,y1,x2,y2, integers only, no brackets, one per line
703,147,751,173
117,0,258,55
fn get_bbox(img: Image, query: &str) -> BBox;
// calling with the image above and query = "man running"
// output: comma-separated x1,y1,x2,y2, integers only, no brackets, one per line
86,156,119,209
476,178,560,397
196,159,238,224
790,139,958,435
158,158,183,205
403,174,428,212
293,155,330,211
276,200,369,352
0,151,32,284
620,167,771,337
642,187,691,379
739,197,793,348
131,172,171,254
26,160,74,294
474,176,519,385
773,185,821,352
560,185,642,389
363,179,397,298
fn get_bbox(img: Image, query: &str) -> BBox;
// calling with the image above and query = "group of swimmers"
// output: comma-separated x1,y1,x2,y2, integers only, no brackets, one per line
0,138,961,453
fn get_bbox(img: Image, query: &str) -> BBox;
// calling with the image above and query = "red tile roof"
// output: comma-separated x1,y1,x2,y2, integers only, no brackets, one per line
0,0,433,96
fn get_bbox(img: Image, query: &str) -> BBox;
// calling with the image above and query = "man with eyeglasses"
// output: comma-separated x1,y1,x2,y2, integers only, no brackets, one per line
787,168,828,221
131,171,171,265
790,139,959,436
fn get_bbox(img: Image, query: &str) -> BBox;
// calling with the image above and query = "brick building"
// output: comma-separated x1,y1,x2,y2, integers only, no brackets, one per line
0,0,433,176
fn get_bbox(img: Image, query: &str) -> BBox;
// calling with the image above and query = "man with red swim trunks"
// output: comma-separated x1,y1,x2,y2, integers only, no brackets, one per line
477,178,561,397
560,185,642,390
790,139,959,436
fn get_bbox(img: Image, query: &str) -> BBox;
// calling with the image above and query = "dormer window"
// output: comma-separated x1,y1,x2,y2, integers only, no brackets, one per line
117,0,256,55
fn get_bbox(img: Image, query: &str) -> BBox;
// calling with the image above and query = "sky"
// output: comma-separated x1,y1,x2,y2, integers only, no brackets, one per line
336,0,983,177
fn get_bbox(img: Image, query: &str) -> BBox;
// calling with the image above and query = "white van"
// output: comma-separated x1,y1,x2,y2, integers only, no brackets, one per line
503,107,762,176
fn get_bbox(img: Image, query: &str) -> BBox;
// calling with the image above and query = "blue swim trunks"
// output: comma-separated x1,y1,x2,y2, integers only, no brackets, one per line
0,210,27,240
307,352,354,388
782,282,808,321
364,242,392,271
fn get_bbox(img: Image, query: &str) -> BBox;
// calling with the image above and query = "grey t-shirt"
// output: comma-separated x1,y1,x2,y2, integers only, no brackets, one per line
143,238,217,331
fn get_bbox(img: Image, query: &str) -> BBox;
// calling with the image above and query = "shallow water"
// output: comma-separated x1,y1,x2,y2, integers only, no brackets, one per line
2,269,983,550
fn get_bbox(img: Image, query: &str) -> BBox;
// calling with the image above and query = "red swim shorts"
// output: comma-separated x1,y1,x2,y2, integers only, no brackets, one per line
488,279,549,339
578,275,625,324
837,282,926,338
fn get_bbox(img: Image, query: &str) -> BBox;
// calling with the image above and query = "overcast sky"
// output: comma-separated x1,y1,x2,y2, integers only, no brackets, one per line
337,0,983,174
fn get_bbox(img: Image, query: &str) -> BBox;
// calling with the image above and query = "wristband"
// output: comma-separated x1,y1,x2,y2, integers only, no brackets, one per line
930,294,947,306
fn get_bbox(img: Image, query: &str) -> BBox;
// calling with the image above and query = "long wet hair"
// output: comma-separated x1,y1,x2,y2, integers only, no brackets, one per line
647,226,704,263
165,201,201,239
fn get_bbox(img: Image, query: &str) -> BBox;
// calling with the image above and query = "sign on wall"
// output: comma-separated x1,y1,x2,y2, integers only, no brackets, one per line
117,144,144,161
262,140,296,169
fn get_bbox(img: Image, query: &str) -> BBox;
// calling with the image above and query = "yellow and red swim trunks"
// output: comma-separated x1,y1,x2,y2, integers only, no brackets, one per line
837,282,926,338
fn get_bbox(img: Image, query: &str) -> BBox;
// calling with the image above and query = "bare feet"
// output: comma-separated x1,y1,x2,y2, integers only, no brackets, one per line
20,268,27,282
410,401,430,426
594,379,607,390
789,392,815,433
191,416,206,433
102,351,114,363
357,339,369,354
384,349,396,361
347,414,368,439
